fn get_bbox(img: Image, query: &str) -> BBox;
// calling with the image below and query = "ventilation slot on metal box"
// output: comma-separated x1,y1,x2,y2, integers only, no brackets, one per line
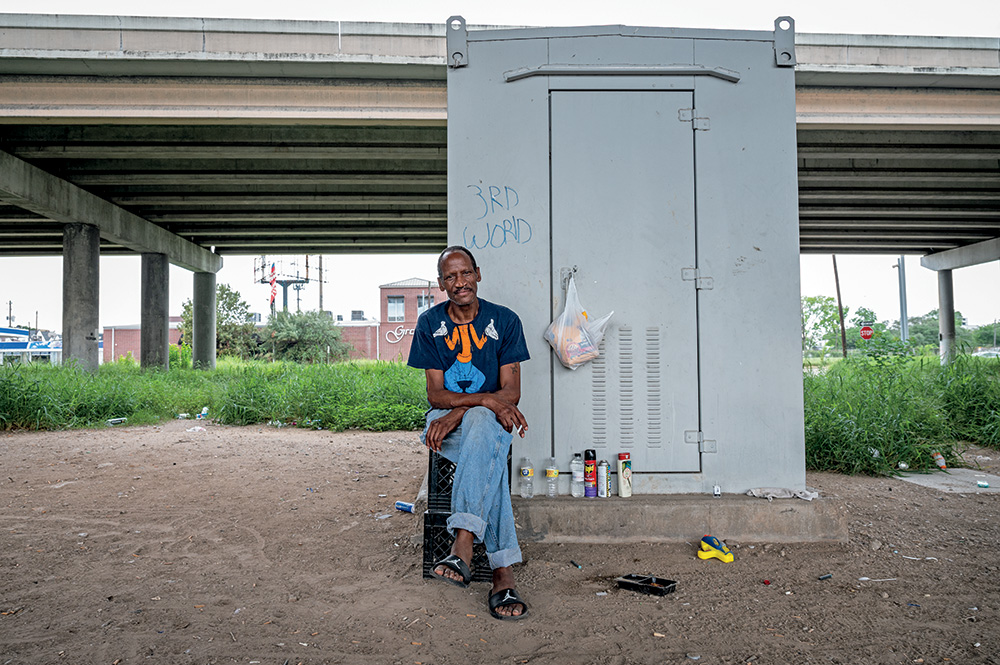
646,326,662,448
619,326,634,447
592,339,608,448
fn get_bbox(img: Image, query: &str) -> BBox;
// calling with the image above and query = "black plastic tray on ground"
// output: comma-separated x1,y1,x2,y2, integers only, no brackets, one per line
422,510,492,583
615,574,678,596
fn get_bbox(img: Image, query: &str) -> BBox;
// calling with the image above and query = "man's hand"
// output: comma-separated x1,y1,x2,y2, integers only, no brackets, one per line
425,408,467,451
483,394,528,438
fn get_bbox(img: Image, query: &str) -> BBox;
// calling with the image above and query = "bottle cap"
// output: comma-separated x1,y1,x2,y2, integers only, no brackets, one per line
618,452,631,460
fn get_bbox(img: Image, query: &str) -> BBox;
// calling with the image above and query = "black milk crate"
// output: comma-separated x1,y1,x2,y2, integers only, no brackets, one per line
427,451,456,513
421,510,492,583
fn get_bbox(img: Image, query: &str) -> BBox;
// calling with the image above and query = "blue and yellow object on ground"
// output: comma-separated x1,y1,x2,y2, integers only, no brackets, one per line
697,534,734,563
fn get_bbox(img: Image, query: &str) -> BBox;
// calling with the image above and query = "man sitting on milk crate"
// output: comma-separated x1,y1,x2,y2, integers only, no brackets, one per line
407,245,530,620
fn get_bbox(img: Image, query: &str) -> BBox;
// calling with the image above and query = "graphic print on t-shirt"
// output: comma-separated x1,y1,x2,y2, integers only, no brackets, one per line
408,298,529,396
434,319,499,393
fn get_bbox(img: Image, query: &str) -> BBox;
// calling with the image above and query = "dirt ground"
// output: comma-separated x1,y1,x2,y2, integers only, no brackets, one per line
2,421,999,665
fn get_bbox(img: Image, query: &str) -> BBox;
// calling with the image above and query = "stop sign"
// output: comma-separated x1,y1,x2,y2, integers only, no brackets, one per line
860,326,874,340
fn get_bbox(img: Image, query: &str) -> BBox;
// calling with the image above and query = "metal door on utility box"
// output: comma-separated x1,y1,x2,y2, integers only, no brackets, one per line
550,90,700,476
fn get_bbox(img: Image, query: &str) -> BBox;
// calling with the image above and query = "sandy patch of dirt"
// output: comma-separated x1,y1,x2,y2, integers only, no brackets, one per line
2,422,998,664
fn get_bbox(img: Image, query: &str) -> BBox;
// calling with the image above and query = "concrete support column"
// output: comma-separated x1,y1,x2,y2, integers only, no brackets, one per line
62,223,100,371
938,269,956,365
140,253,170,370
192,271,216,370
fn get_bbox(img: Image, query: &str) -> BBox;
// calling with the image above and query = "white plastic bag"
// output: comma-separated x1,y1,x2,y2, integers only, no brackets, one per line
543,276,613,370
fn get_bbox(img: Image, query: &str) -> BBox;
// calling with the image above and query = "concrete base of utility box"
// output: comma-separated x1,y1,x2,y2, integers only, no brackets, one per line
513,495,848,544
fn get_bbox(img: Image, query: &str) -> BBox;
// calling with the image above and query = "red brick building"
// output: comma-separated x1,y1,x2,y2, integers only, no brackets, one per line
332,277,445,361
375,278,445,361
103,317,182,363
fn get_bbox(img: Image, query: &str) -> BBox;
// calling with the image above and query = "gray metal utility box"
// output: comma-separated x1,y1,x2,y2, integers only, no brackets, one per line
446,18,805,494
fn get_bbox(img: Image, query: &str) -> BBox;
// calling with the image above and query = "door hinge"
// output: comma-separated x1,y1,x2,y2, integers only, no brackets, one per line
684,431,716,452
681,268,714,290
678,108,710,130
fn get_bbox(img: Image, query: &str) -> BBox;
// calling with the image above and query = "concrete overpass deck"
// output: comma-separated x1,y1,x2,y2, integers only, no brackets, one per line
0,14,996,370
0,13,997,259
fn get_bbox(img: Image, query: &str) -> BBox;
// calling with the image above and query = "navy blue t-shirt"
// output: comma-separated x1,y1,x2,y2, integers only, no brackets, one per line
407,298,530,394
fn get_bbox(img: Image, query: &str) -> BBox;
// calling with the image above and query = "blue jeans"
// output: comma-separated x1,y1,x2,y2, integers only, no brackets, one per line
422,406,522,570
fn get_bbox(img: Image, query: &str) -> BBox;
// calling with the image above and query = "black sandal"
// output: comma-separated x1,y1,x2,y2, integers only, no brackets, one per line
488,588,529,620
431,554,472,588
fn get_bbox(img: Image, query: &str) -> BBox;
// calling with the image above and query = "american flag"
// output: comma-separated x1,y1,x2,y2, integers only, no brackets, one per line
269,262,276,305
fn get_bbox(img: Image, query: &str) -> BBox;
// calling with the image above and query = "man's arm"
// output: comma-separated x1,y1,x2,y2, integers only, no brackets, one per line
423,362,528,451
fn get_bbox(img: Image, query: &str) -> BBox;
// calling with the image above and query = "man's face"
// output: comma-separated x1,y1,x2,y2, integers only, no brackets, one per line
438,251,481,307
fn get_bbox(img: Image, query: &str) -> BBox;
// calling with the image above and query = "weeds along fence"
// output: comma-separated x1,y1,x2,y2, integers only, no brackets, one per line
0,358,427,432
804,352,1000,474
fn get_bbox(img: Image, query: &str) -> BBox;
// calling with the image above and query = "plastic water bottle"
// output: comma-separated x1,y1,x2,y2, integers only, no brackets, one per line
570,453,585,498
545,457,558,498
519,457,534,499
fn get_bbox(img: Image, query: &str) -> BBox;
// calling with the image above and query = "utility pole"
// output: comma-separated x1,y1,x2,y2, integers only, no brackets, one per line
318,255,324,312
894,256,909,343
6,300,12,327
832,256,848,358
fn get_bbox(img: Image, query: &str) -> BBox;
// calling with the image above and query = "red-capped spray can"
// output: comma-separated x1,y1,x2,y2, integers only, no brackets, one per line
597,460,610,498
584,449,597,498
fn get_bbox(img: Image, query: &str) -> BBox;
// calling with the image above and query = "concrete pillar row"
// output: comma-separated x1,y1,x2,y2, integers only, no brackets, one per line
140,252,170,370
938,269,956,365
192,271,216,370
62,223,100,371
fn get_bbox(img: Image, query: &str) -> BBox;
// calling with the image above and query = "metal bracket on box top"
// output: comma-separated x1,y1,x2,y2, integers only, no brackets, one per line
446,16,469,68
773,16,796,67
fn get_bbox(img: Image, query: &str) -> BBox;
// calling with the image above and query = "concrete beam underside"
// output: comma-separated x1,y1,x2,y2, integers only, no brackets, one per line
795,87,1000,130
140,252,169,370
62,223,99,371
0,77,447,122
0,150,221,273
192,272,216,370
921,237,1000,271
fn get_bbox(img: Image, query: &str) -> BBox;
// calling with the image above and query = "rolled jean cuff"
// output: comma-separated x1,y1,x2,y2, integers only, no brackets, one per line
446,512,486,542
487,545,523,570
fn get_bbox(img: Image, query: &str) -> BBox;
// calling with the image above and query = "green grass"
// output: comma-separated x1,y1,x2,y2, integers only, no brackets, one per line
0,358,428,432
5,352,999,478
804,348,1000,475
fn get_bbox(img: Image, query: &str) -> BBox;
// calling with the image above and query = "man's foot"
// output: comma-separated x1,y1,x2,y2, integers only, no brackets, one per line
433,529,474,586
489,566,527,619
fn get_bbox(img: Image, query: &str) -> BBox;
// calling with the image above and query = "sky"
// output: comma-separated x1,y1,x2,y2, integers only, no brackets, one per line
1,1,998,332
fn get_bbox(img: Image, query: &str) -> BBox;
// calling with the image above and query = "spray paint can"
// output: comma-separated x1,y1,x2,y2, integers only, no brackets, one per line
584,449,597,498
597,460,610,498
618,452,632,498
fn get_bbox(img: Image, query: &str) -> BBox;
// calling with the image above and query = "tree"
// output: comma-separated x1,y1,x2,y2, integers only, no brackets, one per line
801,295,845,351
179,284,259,358
264,310,350,363
844,306,890,350
971,321,999,349
891,309,975,352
